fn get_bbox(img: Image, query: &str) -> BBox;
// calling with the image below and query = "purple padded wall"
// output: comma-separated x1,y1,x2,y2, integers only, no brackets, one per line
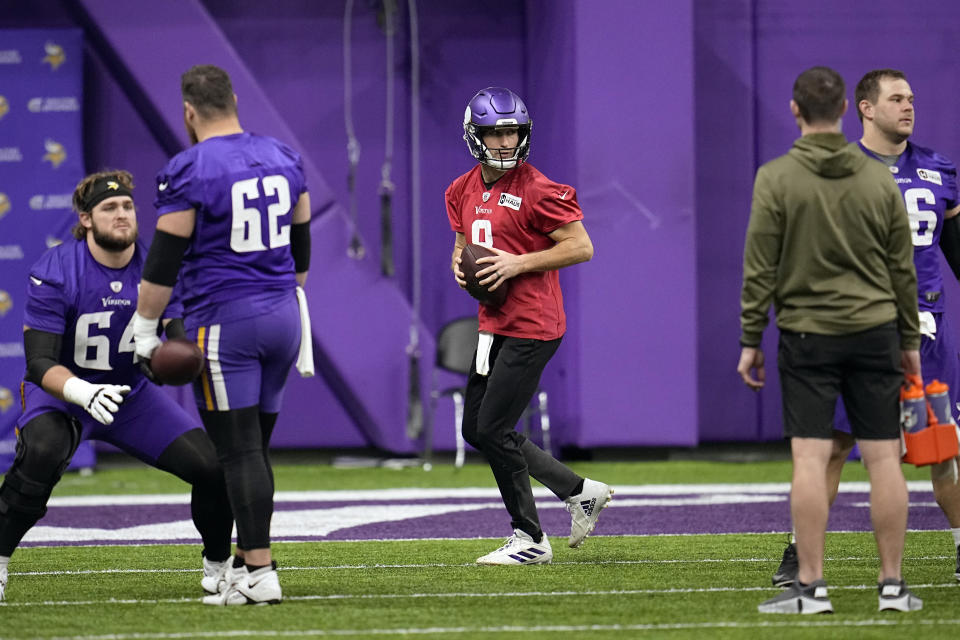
6,0,960,452
750,0,960,441
568,0,699,447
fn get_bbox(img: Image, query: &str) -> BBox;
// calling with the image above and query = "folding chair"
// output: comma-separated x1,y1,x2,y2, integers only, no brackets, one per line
423,316,551,468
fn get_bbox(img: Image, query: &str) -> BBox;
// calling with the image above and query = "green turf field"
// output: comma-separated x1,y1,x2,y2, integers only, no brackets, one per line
1,458,958,639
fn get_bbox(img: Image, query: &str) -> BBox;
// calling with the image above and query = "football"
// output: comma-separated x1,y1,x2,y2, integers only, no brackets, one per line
150,338,205,385
460,243,509,307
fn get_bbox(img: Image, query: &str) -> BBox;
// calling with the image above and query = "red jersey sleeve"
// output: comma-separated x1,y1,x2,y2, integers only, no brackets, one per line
445,177,465,233
529,182,583,234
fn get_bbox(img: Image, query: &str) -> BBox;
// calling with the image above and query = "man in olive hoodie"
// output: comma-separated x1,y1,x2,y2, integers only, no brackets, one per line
738,66,923,614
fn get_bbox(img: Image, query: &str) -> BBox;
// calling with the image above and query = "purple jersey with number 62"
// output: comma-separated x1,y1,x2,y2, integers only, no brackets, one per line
154,132,308,329
859,141,959,312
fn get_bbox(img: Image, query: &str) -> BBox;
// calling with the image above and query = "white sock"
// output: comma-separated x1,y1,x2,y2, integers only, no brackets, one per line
951,528,960,548
790,531,797,544
0,555,9,571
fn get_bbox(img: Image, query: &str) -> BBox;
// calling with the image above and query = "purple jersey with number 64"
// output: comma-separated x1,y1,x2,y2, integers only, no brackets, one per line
155,132,308,329
22,239,181,389
859,141,959,312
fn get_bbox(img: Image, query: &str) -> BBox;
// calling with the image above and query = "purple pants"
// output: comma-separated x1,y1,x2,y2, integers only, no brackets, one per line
17,380,197,465
188,292,300,413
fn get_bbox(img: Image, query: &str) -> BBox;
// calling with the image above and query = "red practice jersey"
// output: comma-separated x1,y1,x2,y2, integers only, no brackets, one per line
445,162,583,340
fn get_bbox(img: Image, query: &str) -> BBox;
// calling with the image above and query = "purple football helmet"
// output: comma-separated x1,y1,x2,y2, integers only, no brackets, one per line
463,87,532,170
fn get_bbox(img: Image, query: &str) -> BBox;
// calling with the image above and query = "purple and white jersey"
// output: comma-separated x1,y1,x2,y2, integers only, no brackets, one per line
22,239,180,389
859,141,959,312
154,132,308,329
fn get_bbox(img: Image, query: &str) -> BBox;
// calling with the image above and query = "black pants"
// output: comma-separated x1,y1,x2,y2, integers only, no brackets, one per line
460,335,581,539
778,321,902,440
0,414,232,560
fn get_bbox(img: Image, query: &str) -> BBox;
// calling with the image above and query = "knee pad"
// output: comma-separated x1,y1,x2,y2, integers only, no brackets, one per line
0,413,80,519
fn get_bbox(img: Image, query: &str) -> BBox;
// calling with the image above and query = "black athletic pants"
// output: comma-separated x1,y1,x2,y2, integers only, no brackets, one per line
460,335,581,540
0,413,232,561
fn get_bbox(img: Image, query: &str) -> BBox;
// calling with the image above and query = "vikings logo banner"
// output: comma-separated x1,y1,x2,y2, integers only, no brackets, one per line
0,29,89,472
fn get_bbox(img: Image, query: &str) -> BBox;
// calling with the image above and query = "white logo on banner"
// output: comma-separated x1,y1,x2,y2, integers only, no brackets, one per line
29,194,72,210
27,96,79,112
0,342,24,357
0,245,24,260
0,147,23,162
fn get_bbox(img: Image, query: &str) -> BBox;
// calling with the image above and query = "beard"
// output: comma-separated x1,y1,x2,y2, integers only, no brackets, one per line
91,222,137,253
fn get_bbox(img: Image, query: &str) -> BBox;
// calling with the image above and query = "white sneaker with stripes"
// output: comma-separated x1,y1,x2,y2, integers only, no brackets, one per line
564,478,613,548
476,529,553,565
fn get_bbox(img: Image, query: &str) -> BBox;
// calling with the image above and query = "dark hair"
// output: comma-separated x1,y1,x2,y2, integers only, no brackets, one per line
181,64,236,119
854,69,908,122
792,66,846,125
71,169,134,239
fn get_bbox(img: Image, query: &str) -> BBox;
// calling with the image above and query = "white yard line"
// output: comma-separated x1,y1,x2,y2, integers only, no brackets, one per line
44,482,934,506
21,617,960,640
9,554,956,577
3,582,958,609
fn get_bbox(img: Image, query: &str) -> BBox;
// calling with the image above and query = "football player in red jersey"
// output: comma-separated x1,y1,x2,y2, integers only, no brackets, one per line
445,87,613,565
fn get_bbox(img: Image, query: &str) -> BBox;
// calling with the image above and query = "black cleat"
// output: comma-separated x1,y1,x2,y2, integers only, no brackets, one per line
772,542,798,588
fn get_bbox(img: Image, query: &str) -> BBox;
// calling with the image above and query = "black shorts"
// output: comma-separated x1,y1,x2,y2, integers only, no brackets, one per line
777,321,902,440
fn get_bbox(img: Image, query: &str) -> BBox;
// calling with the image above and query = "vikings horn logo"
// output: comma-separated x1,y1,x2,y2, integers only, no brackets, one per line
0,290,11,317
42,139,66,169
42,42,66,70
46,236,63,248
0,95,8,120
0,193,10,221
0,387,12,413
107,180,119,190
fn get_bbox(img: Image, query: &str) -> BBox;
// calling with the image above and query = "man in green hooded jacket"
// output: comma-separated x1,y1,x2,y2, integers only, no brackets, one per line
737,66,923,615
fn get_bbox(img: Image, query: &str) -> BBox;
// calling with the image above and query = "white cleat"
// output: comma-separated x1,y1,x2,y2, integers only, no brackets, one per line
202,564,248,606
237,563,282,605
476,529,553,565
201,555,231,595
564,478,613,548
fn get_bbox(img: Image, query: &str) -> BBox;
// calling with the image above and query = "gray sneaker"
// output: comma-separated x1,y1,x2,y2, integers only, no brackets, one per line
955,545,959,582
878,578,922,612
758,579,833,614
772,542,798,588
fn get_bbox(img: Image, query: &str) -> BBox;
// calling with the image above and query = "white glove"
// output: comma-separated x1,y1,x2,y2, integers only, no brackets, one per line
62,377,130,425
132,312,162,360
919,311,937,342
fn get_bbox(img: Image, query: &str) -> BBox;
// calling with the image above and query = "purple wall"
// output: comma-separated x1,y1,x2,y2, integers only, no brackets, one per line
694,0,960,442
568,1,699,447
4,1,960,452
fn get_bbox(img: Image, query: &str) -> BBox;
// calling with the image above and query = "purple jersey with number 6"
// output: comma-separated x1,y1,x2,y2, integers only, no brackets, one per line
22,238,180,389
154,132,308,330
858,141,959,312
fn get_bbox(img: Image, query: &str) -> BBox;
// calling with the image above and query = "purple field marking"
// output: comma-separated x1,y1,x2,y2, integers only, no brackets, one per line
18,488,951,548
